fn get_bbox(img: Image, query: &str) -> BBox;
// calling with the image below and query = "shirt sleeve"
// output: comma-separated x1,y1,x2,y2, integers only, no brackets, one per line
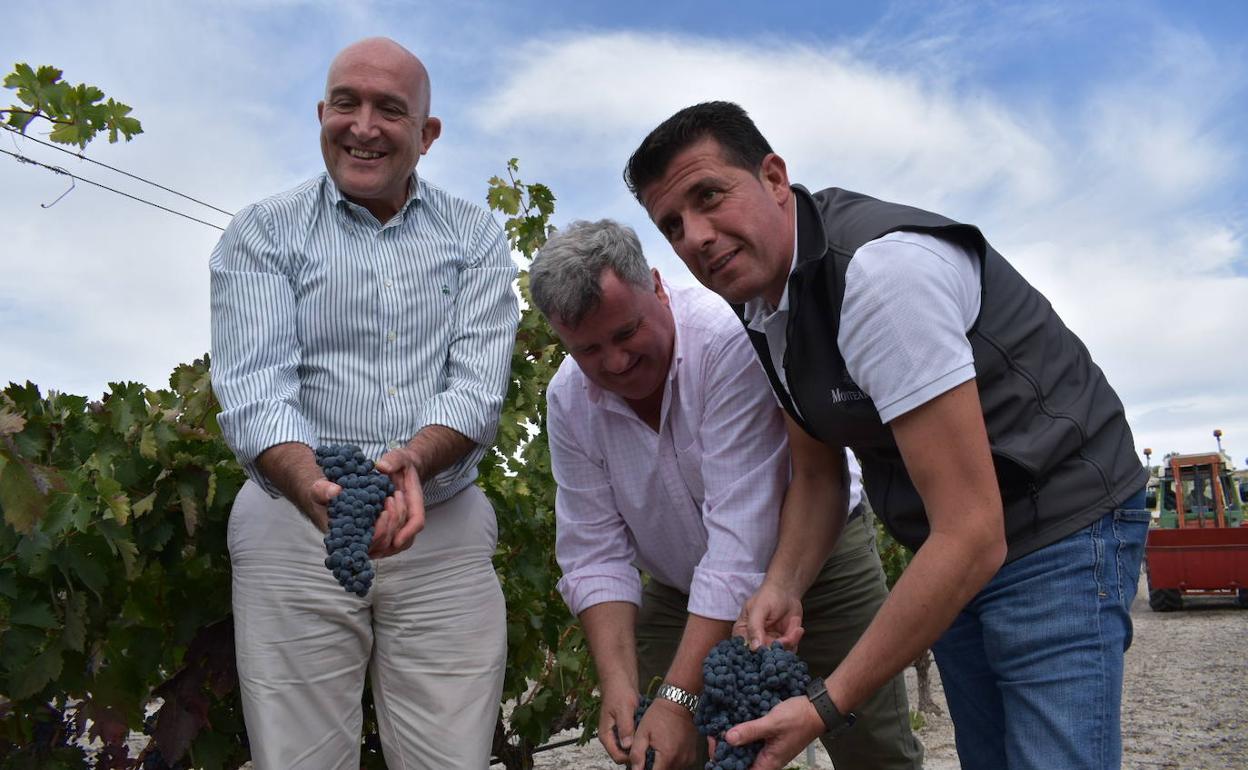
417,214,520,488
687,324,787,621
838,231,981,424
209,203,316,495
548,378,644,616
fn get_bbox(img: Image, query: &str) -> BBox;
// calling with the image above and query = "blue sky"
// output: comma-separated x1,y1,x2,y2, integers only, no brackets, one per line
2,0,1246,462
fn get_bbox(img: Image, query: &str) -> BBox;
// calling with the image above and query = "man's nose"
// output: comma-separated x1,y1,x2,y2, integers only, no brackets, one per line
604,346,632,374
349,104,383,141
681,213,716,256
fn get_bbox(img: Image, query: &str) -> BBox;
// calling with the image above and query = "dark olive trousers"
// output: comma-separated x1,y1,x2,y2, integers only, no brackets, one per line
636,512,924,769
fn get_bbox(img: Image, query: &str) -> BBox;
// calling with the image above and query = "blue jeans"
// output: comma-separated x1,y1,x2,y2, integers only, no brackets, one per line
930,490,1149,770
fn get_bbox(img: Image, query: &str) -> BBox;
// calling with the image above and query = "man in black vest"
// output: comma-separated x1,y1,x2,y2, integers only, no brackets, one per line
626,101,1149,770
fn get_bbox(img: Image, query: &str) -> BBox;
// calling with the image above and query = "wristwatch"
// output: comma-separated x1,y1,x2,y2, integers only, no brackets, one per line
806,678,857,737
655,683,701,714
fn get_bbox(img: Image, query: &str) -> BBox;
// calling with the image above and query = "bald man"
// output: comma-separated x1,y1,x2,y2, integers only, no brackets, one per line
210,38,518,768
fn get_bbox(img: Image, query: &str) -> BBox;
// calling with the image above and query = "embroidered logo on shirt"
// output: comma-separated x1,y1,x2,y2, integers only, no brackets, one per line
829,387,871,404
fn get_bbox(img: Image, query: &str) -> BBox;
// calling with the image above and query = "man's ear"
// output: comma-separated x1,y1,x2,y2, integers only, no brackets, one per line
759,152,792,205
420,117,443,154
317,100,325,123
652,268,670,305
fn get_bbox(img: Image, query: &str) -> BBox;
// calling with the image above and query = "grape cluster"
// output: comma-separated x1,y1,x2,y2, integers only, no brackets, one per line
631,694,656,770
695,637,812,770
315,444,395,597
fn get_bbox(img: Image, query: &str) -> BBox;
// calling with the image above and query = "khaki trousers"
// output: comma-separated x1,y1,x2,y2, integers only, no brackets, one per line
229,481,507,770
637,512,924,769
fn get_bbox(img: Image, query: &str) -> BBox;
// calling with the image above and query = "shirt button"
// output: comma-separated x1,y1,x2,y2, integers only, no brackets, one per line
388,440,401,450
387,386,397,396
384,279,393,288
386,331,397,342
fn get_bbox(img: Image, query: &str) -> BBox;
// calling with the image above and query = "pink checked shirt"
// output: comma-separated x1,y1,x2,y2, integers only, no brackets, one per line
549,283,860,621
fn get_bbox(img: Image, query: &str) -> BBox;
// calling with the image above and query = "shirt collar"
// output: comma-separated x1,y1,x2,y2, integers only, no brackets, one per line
325,170,423,226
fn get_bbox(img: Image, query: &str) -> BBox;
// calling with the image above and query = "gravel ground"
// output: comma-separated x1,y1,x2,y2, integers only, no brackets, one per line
535,572,1247,769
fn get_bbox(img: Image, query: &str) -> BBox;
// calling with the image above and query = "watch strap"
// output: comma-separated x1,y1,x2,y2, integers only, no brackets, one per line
654,682,701,714
806,678,857,737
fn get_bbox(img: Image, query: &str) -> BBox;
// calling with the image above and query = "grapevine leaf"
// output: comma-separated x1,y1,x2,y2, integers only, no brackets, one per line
9,645,64,699
0,454,48,533
62,592,87,652
85,701,129,747
178,479,201,536
4,381,42,412
139,425,159,460
97,523,139,579
3,63,66,112
51,84,107,148
114,538,139,580
4,109,37,131
206,468,218,509
528,183,556,217
16,527,53,575
486,182,521,216
65,539,109,596
96,475,130,525
101,98,142,143
0,409,26,436
190,730,236,770
2,62,38,90
48,118,93,148
555,648,582,673
132,490,156,518
9,601,58,629
104,382,145,435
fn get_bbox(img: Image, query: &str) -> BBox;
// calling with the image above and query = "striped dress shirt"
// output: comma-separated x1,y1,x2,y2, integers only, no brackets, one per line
210,171,519,505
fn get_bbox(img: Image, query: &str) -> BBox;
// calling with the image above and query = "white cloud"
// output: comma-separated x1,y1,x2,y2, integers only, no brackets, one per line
473,26,1248,458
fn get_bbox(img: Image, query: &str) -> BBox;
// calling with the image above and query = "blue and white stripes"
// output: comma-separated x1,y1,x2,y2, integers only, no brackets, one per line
210,172,519,504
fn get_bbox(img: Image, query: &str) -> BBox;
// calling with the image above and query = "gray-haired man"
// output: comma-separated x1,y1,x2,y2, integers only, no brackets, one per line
532,219,921,770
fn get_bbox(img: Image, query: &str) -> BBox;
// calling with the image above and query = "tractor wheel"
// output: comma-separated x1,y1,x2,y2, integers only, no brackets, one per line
1148,588,1183,612
1236,589,1248,609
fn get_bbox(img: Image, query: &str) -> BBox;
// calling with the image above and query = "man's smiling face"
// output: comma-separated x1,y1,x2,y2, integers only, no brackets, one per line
317,38,441,222
549,268,675,406
641,137,794,307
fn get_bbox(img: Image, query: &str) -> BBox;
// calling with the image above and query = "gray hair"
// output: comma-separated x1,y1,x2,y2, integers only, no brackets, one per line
530,219,652,326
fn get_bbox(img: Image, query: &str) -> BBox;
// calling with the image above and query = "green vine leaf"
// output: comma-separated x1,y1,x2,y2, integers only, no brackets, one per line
178,479,201,536
3,62,142,147
95,474,130,526
2,63,64,111
10,646,63,699
62,592,87,653
9,601,57,629
0,453,48,533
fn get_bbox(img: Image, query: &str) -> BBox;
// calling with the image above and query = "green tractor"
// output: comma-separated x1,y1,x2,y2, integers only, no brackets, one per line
1143,430,1248,611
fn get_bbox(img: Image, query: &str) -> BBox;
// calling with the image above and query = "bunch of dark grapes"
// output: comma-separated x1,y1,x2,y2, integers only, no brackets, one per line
315,444,395,596
695,637,812,770
631,694,656,770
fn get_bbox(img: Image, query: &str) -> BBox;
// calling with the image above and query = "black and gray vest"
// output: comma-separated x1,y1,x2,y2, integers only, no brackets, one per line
736,186,1146,561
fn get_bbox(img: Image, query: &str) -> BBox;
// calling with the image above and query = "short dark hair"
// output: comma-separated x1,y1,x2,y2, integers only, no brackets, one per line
624,101,774,200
